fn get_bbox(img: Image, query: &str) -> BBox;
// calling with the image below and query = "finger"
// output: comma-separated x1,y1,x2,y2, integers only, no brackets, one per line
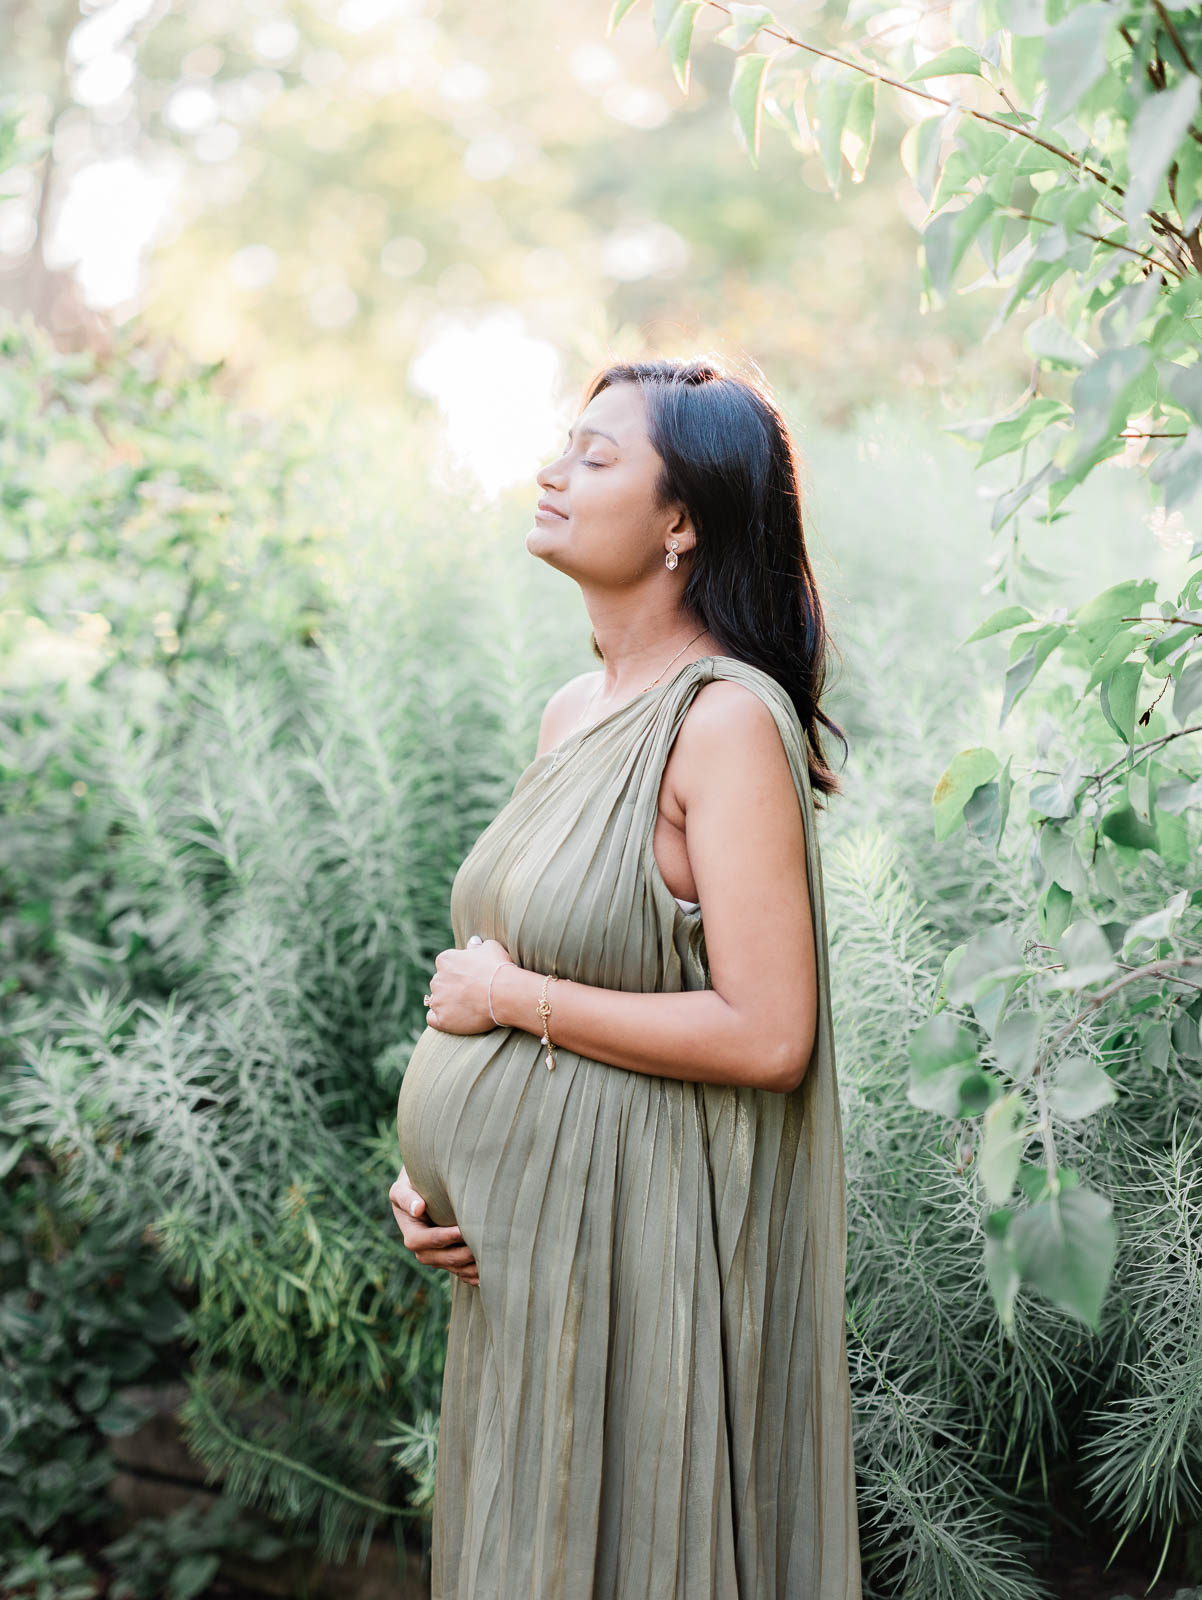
416,1244,477,1269
388,1178,421,1211
396,1216,467,1254
413,1223,465,1246
389,1193,431,1226
398,1220,465,1248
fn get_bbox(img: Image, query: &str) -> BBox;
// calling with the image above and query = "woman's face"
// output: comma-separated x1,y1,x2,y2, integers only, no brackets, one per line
529,382,688,581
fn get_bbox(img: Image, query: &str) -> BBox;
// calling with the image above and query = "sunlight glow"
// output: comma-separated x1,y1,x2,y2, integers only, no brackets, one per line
408,310,563,499
46,156,180,309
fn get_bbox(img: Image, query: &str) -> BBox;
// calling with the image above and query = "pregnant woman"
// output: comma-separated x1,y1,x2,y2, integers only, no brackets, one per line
390,357,862,1599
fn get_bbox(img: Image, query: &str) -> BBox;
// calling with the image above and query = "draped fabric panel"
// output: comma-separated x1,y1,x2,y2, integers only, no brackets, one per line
396,655,862,1599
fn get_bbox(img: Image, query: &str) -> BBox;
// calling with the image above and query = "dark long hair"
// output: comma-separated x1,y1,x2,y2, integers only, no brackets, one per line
580,357,847,805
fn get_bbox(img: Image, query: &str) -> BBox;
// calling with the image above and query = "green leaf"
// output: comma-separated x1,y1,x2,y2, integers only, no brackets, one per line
1101,802,1159,852
1048,1056,1119,1119
1023,314,1095,368
1082,626,1139,693
815,75,855,194
1068,348,1153,470
95,1392,155,1437
169,1554,222,1600
963,756,1012,850
907,1014,992,1117
922,192,997,299
946,924,1026,1007
978,397,1071,467
984,1208,1020,1328
1017,1162,1055,1204
0,1134,24,1180
1040,824,1089,895
932,746,999,839
715,2,776,49
900,108,956,205
980,1093,1029,1203
1122,887,1190,954
1157,773,1202,813
1039,879,1074,944
730,51,772,164
1073,578,1157,628
907,47,983,82
960,604,1037,643
1166,362,1202,424
1041,4,1115,125
933,942,966,1010
994,1009,1041,1078
653,0,685,45
1054,920,1119,989
1173,657,1202,723
1099,660,1142,745
1001,624,1068,724
665,2,703,93
1149,430,1202,514
1009,1183,1117,1329
842,78,876,183
74,1369,112,1412
991,461,1061,531
1124,77,1202,228
607,0,645,35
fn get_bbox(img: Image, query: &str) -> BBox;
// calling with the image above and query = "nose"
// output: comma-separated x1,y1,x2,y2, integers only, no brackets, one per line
538,444,570,488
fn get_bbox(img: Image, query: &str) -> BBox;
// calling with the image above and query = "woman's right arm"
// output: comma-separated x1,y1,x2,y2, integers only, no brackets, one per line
389,1166,479,1286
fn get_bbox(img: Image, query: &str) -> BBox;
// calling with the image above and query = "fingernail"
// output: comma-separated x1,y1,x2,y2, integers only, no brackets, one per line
410,1202,419,1215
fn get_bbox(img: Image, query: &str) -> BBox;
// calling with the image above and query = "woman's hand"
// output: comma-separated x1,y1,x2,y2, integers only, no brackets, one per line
389,1166,479,1287
424,934,514,1035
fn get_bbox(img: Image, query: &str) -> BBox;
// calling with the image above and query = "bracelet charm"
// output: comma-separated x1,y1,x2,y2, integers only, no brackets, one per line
536,972,559,1070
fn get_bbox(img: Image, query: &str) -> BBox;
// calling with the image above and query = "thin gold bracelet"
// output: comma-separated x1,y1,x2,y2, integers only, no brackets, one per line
536,972,559,1071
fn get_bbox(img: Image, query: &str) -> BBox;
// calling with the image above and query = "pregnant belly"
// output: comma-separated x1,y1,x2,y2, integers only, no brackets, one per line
395,1024,521,1230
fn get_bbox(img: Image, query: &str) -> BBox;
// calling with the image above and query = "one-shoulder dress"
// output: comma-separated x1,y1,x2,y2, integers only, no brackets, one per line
395,654,862,1600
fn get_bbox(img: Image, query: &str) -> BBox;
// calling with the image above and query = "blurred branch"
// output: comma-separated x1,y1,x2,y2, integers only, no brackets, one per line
702,0,1197,261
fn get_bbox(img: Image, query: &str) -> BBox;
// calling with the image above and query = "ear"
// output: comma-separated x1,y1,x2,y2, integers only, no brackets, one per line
666,504,696,552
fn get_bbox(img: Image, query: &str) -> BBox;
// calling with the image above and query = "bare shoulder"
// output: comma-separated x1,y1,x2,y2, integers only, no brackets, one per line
665,677,792,809
676,677,786,760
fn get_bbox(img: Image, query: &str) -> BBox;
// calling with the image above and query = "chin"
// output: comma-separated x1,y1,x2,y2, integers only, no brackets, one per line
525,524,568,564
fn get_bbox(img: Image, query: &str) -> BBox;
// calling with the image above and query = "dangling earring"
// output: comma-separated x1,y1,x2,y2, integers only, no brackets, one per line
665,539,679,571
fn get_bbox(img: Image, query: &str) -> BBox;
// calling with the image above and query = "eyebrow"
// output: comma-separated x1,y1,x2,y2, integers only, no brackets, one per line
567,423,621,447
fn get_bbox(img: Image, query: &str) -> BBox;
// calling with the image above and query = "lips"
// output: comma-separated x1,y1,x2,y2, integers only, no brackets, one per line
537,500,568,519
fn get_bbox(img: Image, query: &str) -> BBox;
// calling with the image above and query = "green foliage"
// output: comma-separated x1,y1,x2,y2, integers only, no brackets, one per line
634,0,1202,1424
826,592,1202,1595
101,1500,286,1600
0,317,327,684
0,1153,184,1553
0,1546,100,1600
2,303,582,1564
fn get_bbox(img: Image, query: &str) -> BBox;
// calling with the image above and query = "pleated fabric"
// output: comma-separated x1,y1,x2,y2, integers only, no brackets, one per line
395,654,862,1599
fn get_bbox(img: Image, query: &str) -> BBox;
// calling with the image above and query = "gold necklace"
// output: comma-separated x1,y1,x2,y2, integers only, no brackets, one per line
549,628,708,770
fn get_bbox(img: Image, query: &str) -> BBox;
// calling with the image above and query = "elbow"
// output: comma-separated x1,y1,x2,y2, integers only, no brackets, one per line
771,1027,815,1094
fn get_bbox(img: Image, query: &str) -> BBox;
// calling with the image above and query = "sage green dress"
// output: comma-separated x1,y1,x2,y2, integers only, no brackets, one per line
395,654,861,1599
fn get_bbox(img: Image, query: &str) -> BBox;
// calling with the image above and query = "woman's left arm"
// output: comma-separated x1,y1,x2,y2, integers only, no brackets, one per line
490,681,819,1094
